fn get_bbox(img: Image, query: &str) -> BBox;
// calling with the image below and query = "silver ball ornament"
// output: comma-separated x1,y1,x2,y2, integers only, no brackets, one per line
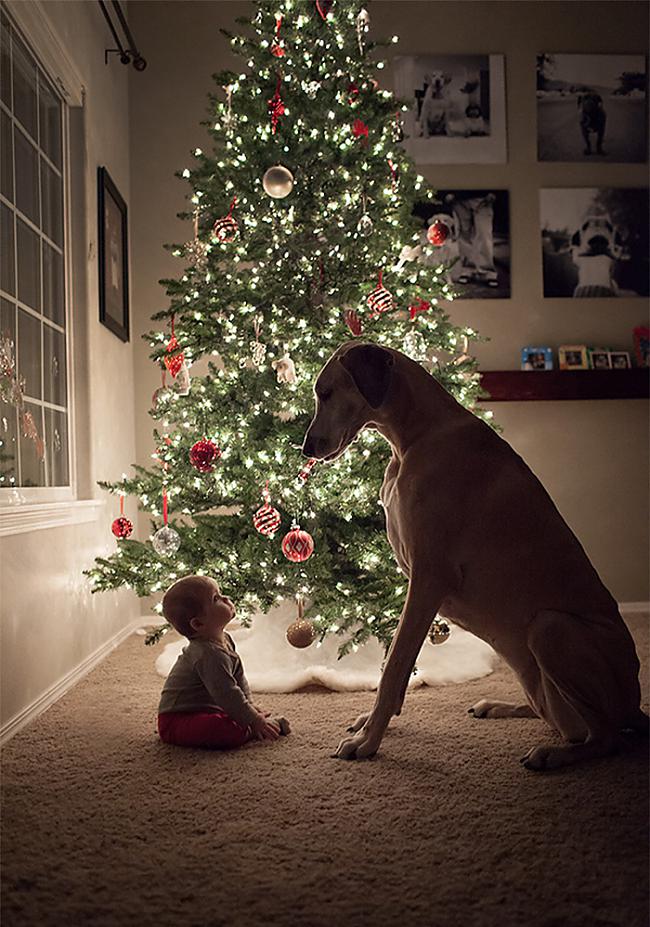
357,213,374,237
262,165,294,199
152,526,181,557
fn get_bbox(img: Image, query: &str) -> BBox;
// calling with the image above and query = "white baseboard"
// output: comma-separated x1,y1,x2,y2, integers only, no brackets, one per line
619,601,650,615
0,618,144,746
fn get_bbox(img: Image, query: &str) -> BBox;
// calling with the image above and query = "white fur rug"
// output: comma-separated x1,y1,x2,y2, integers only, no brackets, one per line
152,599,497,692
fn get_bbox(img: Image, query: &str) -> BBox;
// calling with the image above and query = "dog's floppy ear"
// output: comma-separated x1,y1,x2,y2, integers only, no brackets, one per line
339,344,394,409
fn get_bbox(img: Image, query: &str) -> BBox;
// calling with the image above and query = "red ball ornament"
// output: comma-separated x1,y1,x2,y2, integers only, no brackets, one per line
281,525,314,563
427,220,450,246
111,516,133,539
189,438,221,473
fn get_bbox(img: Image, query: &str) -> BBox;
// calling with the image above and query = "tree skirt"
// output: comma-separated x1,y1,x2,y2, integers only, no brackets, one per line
153,599,497,693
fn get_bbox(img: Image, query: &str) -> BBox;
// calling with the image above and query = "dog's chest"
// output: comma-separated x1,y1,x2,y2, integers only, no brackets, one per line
380,458,411,571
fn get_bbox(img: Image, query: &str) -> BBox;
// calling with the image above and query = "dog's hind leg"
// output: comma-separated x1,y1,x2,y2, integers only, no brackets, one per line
468,699,538,719
519,609,640,771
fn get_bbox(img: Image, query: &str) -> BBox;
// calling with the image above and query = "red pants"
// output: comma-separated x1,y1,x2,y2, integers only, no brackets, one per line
158,711,251,750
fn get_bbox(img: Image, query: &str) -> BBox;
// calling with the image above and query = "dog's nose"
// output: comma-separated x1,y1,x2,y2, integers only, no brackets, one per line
302,434,327,459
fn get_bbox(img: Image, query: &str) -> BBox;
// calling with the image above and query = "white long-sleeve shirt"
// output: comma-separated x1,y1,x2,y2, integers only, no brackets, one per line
157,634,259,728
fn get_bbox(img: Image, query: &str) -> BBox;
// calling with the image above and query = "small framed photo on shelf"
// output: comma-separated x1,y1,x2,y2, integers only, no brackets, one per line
633,326,650,366
609,351,632,369
589,348,612,369
521,347,553,370
558,345,589,370
98,166,130,342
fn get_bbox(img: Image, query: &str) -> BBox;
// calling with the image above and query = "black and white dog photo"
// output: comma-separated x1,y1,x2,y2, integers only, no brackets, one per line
537,54,648,163
394,54,507,163
540,188,649,297
413,191,511,298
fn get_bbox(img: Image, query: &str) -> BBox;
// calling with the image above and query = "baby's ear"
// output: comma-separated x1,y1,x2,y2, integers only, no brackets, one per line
189,615,202,631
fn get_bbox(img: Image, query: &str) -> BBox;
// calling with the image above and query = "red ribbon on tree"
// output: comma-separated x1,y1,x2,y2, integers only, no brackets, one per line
164,315,185,379
352,118,369,142
315,0,334,20
268,76,285,134
409,298,431,321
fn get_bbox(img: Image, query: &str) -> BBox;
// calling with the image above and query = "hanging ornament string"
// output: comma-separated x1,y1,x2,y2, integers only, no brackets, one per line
356,7,370,54
296,457,317,488
387,157,399,194
315,0,334,21
268,75,285,135
222,84,234,134
270,15,285,57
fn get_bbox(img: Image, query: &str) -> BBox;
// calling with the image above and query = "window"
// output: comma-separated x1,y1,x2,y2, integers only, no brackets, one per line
0,6,71,499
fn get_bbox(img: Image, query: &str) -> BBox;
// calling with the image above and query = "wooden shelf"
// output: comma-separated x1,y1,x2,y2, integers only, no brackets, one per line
479,369,650,402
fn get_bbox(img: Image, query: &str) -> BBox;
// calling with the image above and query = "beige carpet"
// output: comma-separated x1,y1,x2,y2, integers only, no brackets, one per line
2,614,648,927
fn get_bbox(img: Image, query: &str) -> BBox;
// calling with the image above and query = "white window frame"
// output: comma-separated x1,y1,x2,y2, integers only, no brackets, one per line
0,1,102,533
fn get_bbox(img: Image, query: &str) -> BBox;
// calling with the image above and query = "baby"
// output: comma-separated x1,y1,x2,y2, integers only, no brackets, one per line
157,575,290,749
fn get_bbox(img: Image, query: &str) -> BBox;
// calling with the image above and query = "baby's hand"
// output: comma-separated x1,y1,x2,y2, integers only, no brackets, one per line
254,706,271,717
250,714,280,741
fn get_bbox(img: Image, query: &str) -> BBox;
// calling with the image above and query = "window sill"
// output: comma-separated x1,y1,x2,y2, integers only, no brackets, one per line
0,500,105,537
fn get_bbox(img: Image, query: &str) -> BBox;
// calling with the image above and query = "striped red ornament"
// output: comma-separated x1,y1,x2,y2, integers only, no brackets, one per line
281,524,314,563
253,483,281,538
163,316,185,378
212,196,238,243
367,271,395,318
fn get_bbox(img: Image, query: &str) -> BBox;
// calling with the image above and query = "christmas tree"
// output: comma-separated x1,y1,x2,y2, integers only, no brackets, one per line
87,0,491,655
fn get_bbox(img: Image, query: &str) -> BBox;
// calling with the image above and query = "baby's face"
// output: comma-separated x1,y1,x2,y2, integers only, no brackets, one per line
193,578,235,639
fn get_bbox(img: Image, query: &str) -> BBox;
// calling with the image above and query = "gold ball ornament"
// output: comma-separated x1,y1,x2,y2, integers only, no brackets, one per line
429,616,451,645
286,619,316,649
262,165,294,199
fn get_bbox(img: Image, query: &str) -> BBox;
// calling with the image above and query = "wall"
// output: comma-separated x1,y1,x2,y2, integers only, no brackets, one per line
127,1,649,603
0,0,139,734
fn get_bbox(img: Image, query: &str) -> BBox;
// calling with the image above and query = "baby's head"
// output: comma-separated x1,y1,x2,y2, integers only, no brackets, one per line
162,575,235,640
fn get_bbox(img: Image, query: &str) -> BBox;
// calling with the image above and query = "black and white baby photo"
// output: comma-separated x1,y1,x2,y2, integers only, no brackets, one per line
413,190,510,298
537,54,648,163
394,54,507,163
540,187,649,297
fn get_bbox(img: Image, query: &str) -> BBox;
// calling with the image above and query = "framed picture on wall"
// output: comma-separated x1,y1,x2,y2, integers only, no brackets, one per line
98,166,130,342
536,54,648,163
393,54,507,163
412,190,510,297
540,187,649,298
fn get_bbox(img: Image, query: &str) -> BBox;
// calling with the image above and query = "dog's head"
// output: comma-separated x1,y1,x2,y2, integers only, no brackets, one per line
571,212,621,258
302,343,395,462
426,70,450,97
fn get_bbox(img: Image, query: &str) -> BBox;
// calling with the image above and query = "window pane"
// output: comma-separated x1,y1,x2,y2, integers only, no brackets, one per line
16,217,40,311
1,295,15,338
43,323,66,407
41,158,62,246
19,400,45,486
1,109,13,202
1,12,11,109
1,202,15,295
12,32,37,140
0,397,18,488
45,407,68,486
38,71,61,169
42,241,64,326
17,306,41,399
14,125,39,224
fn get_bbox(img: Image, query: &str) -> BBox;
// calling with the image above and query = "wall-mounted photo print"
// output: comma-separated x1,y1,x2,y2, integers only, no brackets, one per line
540,188,649,298
537,54,648,163
394,55,507,163
413,190,510,298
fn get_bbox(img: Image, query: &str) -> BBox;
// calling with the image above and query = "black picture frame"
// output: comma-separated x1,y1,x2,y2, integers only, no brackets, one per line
98,166,129,342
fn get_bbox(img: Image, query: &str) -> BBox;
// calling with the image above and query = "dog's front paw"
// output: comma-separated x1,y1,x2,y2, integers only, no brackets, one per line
333,730,379,761
346,712,370,733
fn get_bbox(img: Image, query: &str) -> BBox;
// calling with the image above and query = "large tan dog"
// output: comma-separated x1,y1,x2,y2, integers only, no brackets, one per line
302,343,646,770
